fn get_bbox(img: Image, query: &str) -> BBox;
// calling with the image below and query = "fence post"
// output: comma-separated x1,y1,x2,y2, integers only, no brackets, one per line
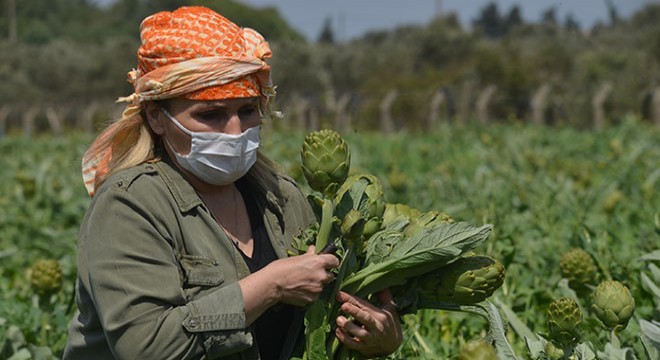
531,83,551,125
22,106,39,137
427,88,446,131
0,105,10,138
652,87,660,127
457,81,475,125
45,106,68,137
476,85,497,125
78,101,98,134
592,82,612,130
288,94,309,132
380,89,398,134
334,93,351,133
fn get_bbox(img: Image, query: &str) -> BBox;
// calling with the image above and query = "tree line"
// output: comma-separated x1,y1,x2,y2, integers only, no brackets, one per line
1,0,659,135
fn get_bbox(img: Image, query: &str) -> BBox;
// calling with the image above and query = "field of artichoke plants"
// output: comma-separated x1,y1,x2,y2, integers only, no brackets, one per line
1,116,659,359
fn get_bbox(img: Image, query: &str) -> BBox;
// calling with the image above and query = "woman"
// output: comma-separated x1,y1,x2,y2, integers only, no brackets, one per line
64,6,401,360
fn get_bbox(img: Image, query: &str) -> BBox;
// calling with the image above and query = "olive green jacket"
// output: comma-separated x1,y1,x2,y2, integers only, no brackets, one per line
64,160,315,360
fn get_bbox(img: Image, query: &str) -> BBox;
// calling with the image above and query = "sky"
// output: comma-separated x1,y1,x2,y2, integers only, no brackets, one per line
239,0,654,41
93,0,655,42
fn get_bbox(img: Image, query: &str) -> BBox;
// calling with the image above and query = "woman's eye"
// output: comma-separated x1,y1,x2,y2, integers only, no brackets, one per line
198,110,227,122
239,105,259,117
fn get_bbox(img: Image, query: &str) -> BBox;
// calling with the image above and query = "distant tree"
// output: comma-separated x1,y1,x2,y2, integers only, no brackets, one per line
504,5,523,33
197,0,305,42
564,13,581,32
473,2,505,39
541,7,558,27
605,0,620,26
318,17,334,44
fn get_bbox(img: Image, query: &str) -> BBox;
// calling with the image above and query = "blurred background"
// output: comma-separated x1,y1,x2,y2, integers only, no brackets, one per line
1,0,659,134
1,2,660,359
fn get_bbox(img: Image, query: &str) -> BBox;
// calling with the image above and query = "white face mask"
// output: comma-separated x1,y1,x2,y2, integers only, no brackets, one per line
161,108,260,186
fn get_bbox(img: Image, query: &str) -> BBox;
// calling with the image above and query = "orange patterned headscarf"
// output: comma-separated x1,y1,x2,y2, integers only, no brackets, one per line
82,6,278,196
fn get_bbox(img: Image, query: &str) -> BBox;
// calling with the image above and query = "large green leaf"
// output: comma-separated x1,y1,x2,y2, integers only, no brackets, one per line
341,222,492,297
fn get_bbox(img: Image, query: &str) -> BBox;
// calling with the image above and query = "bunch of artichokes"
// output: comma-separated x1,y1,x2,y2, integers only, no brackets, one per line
295,129,505,360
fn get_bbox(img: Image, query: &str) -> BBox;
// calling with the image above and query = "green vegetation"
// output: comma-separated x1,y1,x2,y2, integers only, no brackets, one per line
1,2,659,358
1,118,658,358
1,1,660,130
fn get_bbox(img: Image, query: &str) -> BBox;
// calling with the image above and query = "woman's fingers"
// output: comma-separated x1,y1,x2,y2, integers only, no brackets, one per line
334,290,403,357
336,291,379,327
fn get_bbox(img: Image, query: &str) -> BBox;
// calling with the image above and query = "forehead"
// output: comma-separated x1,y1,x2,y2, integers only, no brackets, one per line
167,96,259,112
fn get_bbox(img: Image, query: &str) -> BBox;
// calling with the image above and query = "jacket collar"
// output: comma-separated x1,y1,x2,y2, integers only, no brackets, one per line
153,159,284,221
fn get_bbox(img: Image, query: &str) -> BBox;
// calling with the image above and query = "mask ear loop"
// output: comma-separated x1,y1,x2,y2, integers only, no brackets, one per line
161,108,194,136
159,108,195,158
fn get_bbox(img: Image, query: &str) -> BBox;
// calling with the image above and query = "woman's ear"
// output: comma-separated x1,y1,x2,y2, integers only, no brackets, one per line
143,102,165,135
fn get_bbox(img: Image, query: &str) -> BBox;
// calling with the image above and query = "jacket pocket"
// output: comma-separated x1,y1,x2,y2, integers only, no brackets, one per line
178,254,224,286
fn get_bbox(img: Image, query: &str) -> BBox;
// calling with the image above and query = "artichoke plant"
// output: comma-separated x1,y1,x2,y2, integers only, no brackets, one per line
381,203,421,229
559,248,598,293
335,173,386,239
457,340,498,360
591,280,635,332
544,341,565,360
434,256,505,305
403,210,455,238
29,259,63,298
340,209,365,243
398,255,505,307
547,297,582,346
300,129,350,197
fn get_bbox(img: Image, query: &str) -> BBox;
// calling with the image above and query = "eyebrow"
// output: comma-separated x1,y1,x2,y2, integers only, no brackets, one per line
197,98,259,109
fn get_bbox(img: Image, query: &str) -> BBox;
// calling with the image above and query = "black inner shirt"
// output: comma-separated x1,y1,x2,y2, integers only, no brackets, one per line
236,184,296,360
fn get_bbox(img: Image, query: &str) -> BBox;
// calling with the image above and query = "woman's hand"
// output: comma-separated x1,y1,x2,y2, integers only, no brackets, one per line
334,289,403,358
267,245,340,306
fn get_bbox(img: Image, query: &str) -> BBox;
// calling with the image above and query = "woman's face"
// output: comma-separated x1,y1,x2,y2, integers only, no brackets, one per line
148,96,261,156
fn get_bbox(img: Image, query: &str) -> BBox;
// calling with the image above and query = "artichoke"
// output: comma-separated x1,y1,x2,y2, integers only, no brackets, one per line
340,209,365,242
15,171,36,198
386,166,408,193
457,340,498,360
432,255,505,305
403,210,455,238
544,341,565,360
300,129,350,197
335,173,386,238
591,280,635,331
559,248,598,293
29,259,63,298
381,203,421,229
547,297,582,346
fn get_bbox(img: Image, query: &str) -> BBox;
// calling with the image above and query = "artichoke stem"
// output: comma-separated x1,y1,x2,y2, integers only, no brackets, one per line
610,330,621,349
39,311,49,346
316,198,334,251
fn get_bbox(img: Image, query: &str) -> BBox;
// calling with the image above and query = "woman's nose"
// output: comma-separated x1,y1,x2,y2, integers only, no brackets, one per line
223,114,244,135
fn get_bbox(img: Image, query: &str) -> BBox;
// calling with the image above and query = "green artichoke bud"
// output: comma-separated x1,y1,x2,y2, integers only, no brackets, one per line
404,210,455,238
433,256,505,305
335,174,386,238
340,209,365,243
457,340,498,360
387,166,408,193
544,341,565,360
29,259,63,298
381,203,421,229
300,129,350,197
591,280,635,331
15,171,36,198
559,248,598,293
547,297,582,346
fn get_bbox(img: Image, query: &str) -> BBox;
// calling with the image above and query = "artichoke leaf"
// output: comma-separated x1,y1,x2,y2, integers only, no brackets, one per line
341,222,492,297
